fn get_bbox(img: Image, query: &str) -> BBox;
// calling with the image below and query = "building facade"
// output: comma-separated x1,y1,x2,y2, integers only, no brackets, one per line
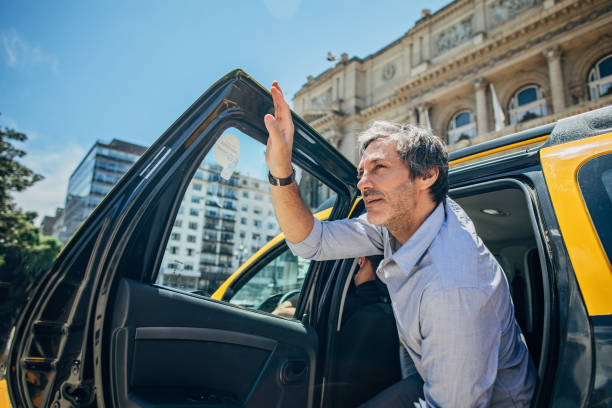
59,139,147,243
157,163,277,294
293,0,612,163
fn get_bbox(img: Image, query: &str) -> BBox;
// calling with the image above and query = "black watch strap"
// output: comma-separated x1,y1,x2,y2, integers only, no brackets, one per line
268,168,295,186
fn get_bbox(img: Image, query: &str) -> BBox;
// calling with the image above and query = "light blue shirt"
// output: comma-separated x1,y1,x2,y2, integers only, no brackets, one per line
287,198,536,407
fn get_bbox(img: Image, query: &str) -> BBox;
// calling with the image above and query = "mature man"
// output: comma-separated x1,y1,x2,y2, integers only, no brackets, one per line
264,82,536,407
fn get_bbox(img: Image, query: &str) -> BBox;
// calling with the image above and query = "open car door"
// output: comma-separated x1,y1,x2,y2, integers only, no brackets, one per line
6,70,359,408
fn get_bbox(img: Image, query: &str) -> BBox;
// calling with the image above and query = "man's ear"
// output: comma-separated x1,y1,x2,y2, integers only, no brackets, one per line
417,167,439,191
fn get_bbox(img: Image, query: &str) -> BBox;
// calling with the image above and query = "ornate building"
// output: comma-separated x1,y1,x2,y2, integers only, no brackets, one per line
293,0,612,163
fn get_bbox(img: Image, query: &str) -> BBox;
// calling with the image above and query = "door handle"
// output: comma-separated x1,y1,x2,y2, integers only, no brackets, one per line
280,359,308,385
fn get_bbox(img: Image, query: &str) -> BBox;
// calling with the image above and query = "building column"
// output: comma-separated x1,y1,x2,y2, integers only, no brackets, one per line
544,45,566,113
473,77,489,136
406,107,418,126
417,103,431,129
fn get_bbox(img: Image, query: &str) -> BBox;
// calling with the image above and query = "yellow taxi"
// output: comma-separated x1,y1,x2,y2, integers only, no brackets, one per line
1,71,610,407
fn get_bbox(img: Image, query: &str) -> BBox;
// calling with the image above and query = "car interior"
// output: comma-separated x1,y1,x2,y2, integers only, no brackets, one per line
322,180,550,407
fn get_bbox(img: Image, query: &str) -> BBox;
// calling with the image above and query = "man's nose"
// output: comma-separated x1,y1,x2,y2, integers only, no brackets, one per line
357,172,372,192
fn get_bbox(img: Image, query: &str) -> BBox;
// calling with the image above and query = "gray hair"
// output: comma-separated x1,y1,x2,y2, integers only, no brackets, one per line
358,121,449,204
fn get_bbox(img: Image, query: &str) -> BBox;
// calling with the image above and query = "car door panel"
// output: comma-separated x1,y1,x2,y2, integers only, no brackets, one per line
6,70,358,408
109,278,316,407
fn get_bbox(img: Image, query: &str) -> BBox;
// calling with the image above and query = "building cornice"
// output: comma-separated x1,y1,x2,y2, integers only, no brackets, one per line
394,0,605,99
308,111,345,130
294,57,362,98
414,0,469,29
359,95,407,119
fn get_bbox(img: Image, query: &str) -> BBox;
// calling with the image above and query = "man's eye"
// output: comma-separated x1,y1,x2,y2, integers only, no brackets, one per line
375,164,385,170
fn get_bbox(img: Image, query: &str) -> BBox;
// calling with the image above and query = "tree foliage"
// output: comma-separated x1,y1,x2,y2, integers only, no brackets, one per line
0,126,62,349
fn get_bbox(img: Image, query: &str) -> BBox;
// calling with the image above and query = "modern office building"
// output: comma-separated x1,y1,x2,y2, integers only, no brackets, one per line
293,0,612,163
59,139,147,243
157,163,277,295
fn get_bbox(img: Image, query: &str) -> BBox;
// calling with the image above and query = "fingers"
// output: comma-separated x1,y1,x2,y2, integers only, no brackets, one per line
264,113,279,138
270,82,291,119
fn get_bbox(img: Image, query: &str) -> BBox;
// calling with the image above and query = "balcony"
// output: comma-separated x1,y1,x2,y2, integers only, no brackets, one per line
201,245,217,253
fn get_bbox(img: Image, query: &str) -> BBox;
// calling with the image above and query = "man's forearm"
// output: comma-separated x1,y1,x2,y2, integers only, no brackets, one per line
271,181,314,243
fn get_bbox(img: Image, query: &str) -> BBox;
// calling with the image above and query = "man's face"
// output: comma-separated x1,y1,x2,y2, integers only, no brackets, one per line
357,138,417,232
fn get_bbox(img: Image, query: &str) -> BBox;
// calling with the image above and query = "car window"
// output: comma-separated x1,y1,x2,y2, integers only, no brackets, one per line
227,247,311,318
577,152,612,264
154,127,335,313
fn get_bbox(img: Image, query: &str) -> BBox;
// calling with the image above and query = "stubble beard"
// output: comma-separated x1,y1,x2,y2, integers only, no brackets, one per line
379,179,417,239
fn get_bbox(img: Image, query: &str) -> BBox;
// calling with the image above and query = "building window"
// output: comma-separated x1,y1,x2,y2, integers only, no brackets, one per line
253,220,262,228
174,220,182,228
193,183,202,191
188,222,198,230
189,209,199,216
186,248,194,256
170,246,178,254
241,217,247,225
239,231,246,239
447,110,476,144
171,233,180,241
191,196,201,204
242,191,249,198
508,85,547,125
187,235,196,243
588,54,612,100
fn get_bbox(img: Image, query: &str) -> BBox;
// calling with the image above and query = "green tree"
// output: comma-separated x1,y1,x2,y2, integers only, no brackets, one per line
0,126,62,351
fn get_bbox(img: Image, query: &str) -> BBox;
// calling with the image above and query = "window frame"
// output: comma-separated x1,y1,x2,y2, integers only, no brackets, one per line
448,109,476,144
508,84,547,125
587,54,612,101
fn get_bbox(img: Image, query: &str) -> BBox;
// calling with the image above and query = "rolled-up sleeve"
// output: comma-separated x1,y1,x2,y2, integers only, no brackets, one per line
286,215,384,260
419,286,500,408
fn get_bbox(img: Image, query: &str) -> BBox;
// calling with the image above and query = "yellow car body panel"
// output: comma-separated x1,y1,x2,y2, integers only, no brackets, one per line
540,132,612,316
0,380,9,408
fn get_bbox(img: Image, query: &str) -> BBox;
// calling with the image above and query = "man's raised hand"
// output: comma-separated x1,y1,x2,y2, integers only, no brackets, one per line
264,81,295,178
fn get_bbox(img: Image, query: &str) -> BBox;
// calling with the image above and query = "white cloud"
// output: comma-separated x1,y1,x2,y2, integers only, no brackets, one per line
263,0,301,19
13,145,86,222
1,28,59,72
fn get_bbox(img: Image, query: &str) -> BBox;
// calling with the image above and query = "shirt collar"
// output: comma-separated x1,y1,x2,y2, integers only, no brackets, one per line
389,201,445,275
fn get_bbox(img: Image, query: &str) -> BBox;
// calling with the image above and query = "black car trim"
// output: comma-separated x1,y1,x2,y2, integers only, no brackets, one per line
544,105,612,148
135,327,278,351
448,123,554,162
577,152,612,266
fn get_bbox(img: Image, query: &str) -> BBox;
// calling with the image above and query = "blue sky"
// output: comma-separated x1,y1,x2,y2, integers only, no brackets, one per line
1,0,448,220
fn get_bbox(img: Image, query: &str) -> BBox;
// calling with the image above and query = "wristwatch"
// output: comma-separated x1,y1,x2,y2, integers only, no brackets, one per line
268,168,295,186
